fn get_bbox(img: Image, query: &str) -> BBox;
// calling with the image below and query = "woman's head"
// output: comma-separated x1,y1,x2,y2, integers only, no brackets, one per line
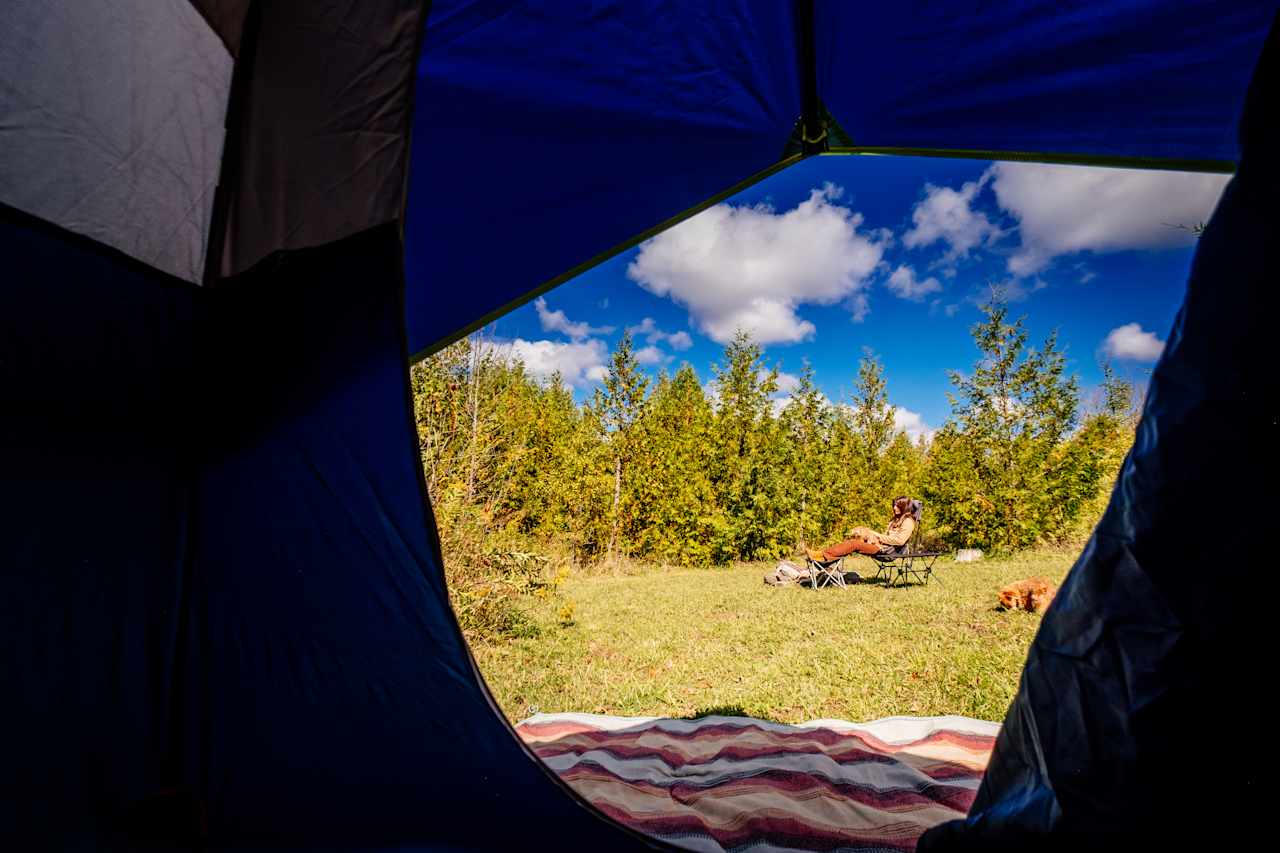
891,496,912,517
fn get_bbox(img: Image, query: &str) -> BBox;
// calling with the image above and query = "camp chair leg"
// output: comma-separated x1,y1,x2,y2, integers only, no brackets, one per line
923,554,941,585
807,556,848,589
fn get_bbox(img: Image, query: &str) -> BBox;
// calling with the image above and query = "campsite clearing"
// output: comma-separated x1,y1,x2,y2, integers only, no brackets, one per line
468,550,1076,725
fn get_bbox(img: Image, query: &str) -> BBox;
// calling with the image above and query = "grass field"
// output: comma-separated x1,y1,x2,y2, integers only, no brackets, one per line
467,550,1078,725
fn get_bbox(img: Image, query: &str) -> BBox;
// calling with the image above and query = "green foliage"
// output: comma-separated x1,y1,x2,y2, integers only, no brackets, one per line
709,332,789,561
924,295,1128,552
601,331,650,559
629,366,722,566
414,304,1133,635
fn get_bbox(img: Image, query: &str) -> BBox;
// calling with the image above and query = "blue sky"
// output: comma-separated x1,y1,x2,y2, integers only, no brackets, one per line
478,154,1227,438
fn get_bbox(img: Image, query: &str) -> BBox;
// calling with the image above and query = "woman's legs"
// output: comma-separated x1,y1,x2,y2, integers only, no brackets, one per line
806,527,881,561
821,535,881,560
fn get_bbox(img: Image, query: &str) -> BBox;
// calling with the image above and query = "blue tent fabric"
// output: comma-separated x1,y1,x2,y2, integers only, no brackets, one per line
0,218,654,848
184,225,650,848
1,207,199,843
814,0,1276,163
1,2,1277,849
403,0,803,355
403,1,1276,356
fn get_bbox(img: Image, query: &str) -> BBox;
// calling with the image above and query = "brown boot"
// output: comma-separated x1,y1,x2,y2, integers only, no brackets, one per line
805,547,827,563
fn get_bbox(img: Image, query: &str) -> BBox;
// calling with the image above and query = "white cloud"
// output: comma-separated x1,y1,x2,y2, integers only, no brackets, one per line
628,183,887,344
774,371,801,394
634,345,671,366
903,177,1001,259
535,297,614,341
930,299,961,318
988,162,1229,276
886,265,943,301
847,291,871,323
893,407,936,443
667,331,693,350
627,317,694,351
1102,323,1165,362
773,385,833,417
504,338,609,388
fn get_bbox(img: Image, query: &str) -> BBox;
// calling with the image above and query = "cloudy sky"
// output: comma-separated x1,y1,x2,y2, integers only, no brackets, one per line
479,154,1227,440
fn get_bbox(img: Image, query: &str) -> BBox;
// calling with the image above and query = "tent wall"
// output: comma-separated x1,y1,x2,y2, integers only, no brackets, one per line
214,1,428,279
182,224,653,848
815,0,1276,163
1,213,657,848
921,20,1277,850
4,2,1277,849
0,207,200,842
0,0,232,283
402,0,804,355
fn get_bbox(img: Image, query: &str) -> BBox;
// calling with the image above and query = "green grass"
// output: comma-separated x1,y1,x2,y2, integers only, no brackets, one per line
467,550,1077,726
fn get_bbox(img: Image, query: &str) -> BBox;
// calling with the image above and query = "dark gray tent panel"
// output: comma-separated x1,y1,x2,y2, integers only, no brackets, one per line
212,1,428,278
2,1,1276,849
0,0,231,281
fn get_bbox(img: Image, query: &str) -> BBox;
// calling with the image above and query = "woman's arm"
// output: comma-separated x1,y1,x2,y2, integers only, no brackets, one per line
878,516,915,548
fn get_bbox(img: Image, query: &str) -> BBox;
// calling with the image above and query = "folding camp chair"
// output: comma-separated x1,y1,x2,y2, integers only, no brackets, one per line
805,501,944,589
867,500,945,587
806,554,853,589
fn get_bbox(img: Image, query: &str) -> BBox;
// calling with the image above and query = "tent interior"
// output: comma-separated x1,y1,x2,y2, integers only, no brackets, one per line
2,1,1275,849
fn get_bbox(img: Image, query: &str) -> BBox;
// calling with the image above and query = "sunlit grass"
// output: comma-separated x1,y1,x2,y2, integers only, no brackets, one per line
466,549,1076,724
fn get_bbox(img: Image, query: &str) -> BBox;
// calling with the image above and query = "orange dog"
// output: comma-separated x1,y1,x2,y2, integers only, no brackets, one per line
997,578,1056,613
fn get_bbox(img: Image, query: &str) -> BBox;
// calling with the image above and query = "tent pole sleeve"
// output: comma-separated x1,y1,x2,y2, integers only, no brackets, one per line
822,146,1235,174
202,0,264,287
795,0,827,154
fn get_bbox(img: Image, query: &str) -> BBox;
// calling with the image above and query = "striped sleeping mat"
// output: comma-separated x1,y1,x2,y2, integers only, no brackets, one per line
516,713,997,853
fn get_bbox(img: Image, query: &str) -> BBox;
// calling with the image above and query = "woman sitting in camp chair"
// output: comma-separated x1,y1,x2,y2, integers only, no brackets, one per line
806,496,916,563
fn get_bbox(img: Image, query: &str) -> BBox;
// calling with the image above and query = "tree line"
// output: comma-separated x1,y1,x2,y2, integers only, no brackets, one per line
412,298,1138,576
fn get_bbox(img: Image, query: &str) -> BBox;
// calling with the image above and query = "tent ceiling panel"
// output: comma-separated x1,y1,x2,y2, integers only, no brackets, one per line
0,0,231,284
216,0,428,280
815,0,1276,164
403,0,803,356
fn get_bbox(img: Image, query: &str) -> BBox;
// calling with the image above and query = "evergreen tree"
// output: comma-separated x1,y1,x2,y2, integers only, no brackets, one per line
780,361,833,548
711,331,787,561
410,306,1131,584
851,351,896,470
925,295,1084,551
842,351,899,528
601,332,649,559
1054,361,1140,542
630,366,722,565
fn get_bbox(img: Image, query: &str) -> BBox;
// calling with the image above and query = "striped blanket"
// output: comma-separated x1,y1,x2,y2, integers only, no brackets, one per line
516,713,997,853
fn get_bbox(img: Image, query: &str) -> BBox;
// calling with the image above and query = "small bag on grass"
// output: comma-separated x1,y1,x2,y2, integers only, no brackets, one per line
764,561,809,586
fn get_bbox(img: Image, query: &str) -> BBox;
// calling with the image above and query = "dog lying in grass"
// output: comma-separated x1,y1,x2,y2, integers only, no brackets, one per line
997,578,1056,613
